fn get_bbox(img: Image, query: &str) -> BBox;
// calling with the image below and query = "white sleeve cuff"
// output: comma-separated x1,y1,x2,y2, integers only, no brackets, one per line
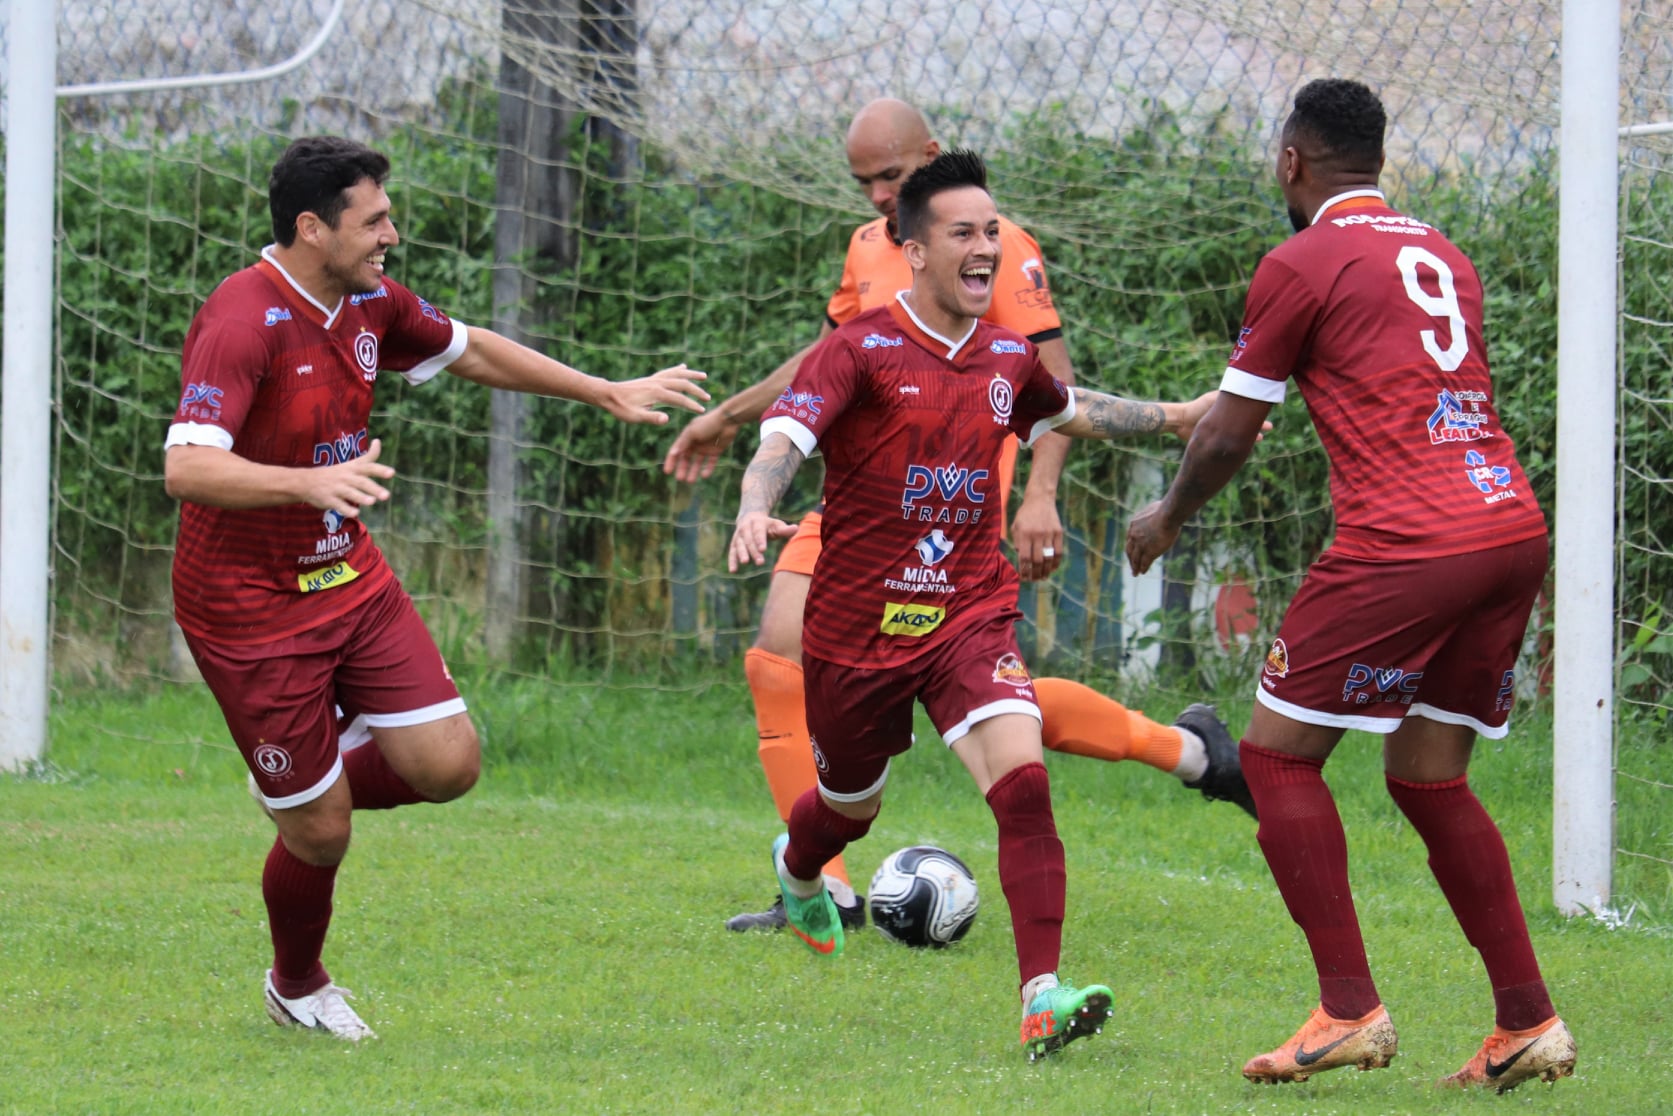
402,319,470,385
1219,366,1287,404
163,421,235,451
760,415,818,457
1022,389,1075,447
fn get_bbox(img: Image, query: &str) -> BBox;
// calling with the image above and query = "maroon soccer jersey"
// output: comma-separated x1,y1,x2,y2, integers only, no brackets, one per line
1222,191,1546,559
167,249,467,644
761,298,1073,669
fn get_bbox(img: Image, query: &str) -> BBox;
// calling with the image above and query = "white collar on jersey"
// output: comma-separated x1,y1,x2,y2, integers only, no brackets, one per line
260,244,345,329
895,289,977,360
1310,189,1386,227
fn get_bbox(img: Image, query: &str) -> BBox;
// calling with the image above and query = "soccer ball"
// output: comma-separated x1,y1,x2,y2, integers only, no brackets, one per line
868,845,979,948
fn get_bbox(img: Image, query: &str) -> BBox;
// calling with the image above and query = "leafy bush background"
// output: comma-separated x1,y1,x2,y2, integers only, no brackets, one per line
29,104,1669,693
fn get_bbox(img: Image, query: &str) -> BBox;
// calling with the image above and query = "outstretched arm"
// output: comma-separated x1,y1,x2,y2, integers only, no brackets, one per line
1055,387,1217,442
447,326,709,423
663,323,834,482
727,431,807,572
1125,391,1273,574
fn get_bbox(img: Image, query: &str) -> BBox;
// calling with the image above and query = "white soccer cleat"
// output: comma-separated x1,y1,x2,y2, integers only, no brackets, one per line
264,970,377,1041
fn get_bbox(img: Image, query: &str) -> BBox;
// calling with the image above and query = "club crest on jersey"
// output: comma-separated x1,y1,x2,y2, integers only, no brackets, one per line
992,653,1032,688
988,375,1014,427
354,330,380,381
1263,637,1291,680
902,462,988,523
862,333,904,348
1343,662,1423,705
263,306,292,326
1427,388,1491,444
914,529,955,566
809,735,830,773
880,601,945,637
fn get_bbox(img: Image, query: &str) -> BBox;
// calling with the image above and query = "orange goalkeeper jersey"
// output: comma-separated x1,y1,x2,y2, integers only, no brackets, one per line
825,216,1063,341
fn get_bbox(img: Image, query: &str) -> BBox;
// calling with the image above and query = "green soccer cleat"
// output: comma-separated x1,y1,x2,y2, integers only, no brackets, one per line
1020,980,1114,1061
772,833,845,958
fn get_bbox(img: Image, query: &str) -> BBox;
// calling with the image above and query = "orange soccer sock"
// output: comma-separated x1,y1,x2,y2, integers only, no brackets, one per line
744,647,850,887
1035,676,1183,773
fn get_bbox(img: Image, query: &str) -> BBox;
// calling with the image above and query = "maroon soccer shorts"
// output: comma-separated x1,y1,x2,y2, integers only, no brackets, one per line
801,610,1042,800
185,578,466,808
1256,535,1547,738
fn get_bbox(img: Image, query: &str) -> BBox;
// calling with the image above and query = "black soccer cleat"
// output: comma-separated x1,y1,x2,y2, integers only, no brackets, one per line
726,893,867,933
1175,702,1258,820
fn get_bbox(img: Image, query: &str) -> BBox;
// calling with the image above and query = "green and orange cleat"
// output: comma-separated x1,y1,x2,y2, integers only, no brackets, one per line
1020,981,1114,1062
771,833,845,958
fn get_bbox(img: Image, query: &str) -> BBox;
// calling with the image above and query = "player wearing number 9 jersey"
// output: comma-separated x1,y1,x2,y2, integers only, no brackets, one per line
1125,78,1573,1092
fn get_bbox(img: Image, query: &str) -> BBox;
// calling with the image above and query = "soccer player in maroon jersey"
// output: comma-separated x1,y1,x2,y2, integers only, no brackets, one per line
669,98,1251,935
1126,79,1575,1092
163,136,708,1040
728,149,1217,1059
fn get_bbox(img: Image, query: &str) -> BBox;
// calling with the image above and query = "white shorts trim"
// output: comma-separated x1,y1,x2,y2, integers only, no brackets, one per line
362,697,468,729
819,758,891,803
940,698,1042,746
260,754,344,811
1255,689,1507,739
336,711,373,752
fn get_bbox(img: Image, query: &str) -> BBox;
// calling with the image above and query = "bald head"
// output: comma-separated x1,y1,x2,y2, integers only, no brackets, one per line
845,98,940,224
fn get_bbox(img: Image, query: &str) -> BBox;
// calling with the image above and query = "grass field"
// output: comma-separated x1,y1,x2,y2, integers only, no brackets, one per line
2,678,1668,1114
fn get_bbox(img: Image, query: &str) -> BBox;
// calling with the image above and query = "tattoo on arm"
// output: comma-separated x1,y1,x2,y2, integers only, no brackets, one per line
1073,388,1165,439
738,436,806,517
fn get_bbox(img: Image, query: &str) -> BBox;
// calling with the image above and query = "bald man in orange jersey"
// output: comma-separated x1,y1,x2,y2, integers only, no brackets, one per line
665,100,1254,932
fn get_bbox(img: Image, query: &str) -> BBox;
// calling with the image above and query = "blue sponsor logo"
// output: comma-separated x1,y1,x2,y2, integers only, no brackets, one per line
989,339,1026,355
862,333,904,349
349,286,389,305
1495,669,1516,713
312,428,369,466
180,382,224,410
417,297,445,323
263,306,292,326
1343,663,1423,705
1427,388,1491,444
1464,449,1512,494
902,463,988,523
774,388,822,418
914,529,955,566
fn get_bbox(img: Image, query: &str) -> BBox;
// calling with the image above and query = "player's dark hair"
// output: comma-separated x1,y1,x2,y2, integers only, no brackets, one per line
1285,78,1386,168
896,148,989,243
269,136,391,247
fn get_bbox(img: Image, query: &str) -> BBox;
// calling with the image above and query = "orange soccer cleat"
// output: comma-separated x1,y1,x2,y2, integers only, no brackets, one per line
1441,1016,1576,1093
1242,1004,1399,1084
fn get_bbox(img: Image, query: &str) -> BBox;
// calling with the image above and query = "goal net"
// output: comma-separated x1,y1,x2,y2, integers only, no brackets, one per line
24,1,1664,897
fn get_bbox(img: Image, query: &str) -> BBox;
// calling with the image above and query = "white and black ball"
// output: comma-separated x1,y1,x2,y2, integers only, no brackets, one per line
868,845,979,948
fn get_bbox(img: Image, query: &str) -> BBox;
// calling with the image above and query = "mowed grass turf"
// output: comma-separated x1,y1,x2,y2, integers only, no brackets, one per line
1,679,1668,1114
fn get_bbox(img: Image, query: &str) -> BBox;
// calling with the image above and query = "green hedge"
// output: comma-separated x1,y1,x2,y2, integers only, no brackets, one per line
35,108,1670,689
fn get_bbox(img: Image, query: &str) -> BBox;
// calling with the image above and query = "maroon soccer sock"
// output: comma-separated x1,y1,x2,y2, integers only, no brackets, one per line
1241,741,1380,1019
342,743,427,810
783,789,874,883
1385,772,1556,1030
985,762,1066,989
263,837,337,999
